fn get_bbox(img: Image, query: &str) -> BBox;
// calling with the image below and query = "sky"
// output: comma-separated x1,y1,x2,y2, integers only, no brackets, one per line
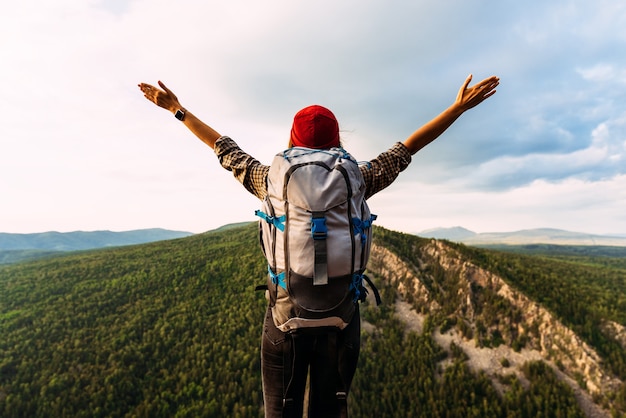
1,0,625,236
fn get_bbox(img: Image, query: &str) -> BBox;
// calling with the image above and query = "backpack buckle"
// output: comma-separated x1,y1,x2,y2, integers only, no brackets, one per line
311,214,327,240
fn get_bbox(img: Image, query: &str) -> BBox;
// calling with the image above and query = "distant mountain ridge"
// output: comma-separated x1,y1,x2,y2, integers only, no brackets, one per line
4,225,625,252
419,226,626,247
0,228,193,252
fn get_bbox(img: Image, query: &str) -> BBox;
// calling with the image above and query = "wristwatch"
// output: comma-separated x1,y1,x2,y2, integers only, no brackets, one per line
174,109,185,121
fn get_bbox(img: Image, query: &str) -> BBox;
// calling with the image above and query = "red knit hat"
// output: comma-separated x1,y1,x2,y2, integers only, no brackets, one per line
290,105,340,149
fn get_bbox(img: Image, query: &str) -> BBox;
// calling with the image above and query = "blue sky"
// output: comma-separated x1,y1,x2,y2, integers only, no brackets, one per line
1,0,625,235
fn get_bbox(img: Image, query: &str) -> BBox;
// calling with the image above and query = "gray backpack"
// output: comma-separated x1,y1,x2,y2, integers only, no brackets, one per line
256,147,380,332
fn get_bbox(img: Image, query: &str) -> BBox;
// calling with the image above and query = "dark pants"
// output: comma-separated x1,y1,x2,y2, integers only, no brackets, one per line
261,305,361,418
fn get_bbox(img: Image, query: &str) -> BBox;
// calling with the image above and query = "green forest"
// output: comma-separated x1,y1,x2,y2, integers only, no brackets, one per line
1,223,625,417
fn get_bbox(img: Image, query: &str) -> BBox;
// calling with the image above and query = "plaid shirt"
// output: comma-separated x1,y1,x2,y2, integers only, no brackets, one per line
214,136,412,200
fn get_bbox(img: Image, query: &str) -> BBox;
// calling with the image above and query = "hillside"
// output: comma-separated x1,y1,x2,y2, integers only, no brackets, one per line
369,229,626,417
1,224,625,417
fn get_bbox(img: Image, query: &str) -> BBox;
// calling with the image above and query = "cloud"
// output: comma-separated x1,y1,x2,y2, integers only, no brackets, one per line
1,0,626,234
577,64,625,84
450,109,626,190
368,174,626,236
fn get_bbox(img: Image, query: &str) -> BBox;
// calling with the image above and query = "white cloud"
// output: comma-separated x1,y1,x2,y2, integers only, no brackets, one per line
577,64,626,91
369,175,626,236
1,0,626,235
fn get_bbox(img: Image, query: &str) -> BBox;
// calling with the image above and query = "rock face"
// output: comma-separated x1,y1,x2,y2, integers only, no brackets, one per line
367,240,622,417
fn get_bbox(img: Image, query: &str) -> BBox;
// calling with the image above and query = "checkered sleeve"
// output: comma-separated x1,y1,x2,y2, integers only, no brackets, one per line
360,142,412,199
214,136,269,200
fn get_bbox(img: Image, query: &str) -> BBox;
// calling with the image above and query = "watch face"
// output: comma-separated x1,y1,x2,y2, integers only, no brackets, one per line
175,109,185,121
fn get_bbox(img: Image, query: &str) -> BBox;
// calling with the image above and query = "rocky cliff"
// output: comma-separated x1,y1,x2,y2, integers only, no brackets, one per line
367,240,623,417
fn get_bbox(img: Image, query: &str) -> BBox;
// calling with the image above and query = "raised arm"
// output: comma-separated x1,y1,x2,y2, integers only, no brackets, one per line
403,74,499,155
138,81,221,149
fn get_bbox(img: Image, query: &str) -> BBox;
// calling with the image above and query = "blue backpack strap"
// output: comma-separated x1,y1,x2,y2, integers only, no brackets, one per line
268,266,286,290
255,210,286,232
350,273,363,302
352,214,377,246
351,273,381,305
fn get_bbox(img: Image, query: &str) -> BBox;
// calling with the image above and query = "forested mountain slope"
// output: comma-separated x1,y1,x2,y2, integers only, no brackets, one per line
1,223,624,417
368,228,626,417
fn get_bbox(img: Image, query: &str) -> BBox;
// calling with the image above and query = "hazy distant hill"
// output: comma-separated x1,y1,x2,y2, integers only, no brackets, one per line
1,224,624,417
419,226,477,241
0,228,193,251
0,229,194,264
420,226,626,247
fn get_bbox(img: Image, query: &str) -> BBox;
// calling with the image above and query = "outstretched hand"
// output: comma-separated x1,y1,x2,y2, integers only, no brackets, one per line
402,73,500,154
138,80,222,148
138,81,182,114
455,74,499,112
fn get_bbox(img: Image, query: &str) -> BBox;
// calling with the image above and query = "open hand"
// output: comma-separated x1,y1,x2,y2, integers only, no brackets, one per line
455,74,499,111
138,81,182,113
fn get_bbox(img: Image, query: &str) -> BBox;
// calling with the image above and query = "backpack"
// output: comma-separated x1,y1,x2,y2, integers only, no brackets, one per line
255,147,380,332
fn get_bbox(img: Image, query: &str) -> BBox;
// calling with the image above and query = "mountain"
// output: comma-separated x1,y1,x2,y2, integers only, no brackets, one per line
0,228,193,251
1,223,624,417
419,226,477,241
419,226,626,247
0,229,195,264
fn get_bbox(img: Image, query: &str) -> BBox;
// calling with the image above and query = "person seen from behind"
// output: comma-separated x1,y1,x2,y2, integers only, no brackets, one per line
139,73,499,418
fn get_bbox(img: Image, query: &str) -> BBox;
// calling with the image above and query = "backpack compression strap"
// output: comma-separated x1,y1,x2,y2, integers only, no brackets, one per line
255,210,286,232
311,212,328,286
352,214,377,245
